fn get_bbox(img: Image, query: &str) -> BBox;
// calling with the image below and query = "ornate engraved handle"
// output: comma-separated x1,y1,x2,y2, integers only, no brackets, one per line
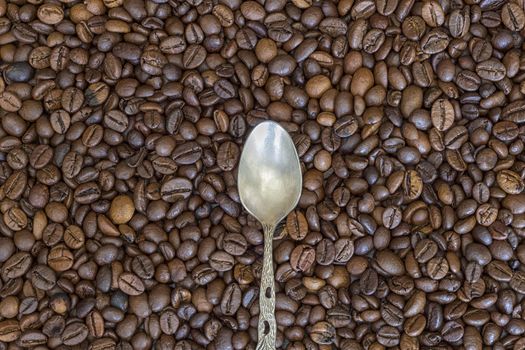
256,224,276,350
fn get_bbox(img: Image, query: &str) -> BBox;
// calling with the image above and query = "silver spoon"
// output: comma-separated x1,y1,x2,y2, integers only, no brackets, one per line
237,121,302,350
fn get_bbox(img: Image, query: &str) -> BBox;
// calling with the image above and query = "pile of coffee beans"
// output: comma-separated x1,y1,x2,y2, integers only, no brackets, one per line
2,0,525,348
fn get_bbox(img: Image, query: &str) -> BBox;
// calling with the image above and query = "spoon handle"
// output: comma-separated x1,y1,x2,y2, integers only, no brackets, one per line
256,224,277,350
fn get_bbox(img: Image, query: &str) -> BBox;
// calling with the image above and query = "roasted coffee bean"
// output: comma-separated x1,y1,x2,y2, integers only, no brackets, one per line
118,273,145,296
3,62,34,83
2,252,32,279
431,99,455,131
30,265,56,291
476,59,506,81
0,320,21,343
287,210,308,240
290,244,315,272
220,283,241,316
183,45,206,69
61,322,88,346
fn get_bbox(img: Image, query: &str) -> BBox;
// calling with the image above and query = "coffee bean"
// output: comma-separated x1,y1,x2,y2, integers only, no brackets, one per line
61,87,84,113
161,177,192,202
192,264,217,285
403,170,423,200
427,256,450,280
48,245,74,272
310,321,335,345
209,251,235,272
422,1,445,27
4,170,27,200
476,59,506,81
290,244,315,272
377,325,400,347
85,310,105,338
333,115,358,137
131,255,155,279
172,142,202,165
0,91,22,112
421,29,450,54
2,252,32,279
3,62,34,83
118,272,145,295
286,210,308,240
501,3,525,31
510,271,525,294
30,265,56,291
414,239,438,263
183,44,206,69
109,195,135,224
497,170,524,194
334,238,354,263
0,320,21,343
223,233,247,256
216,141,240,171
61,322,88,346
85,82,109,106
431,99,455,131
160,309,180,334
221,283,241,316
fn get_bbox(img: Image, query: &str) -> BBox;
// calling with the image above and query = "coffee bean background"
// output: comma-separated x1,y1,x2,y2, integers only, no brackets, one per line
1,0,525,349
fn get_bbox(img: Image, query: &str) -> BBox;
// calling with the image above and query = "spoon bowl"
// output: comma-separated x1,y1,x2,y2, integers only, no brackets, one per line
238,121,302,225
238,121,302,350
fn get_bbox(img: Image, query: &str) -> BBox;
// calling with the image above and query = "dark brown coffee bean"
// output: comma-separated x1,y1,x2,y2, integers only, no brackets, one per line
209,251,234,272
501,3,525,31
287,210,308,241
290,244,315,272
192,264,217,285
160,36,187,54
334,238,354,263
172,142,202,165
476,59,506,81
161,178,192,202
30,145,53,169
220,283,241,316
30,265,56,291
4,170,27,200
158,309,179,335
486,260,512,282
422,1,445,27
0,320,21,343
131,255,154,279
403,170,423,200
414,239,438,263
85,82,109,106
104,110,129,133
421,29,450,54
216,141,240,171
310,321,335,345
2,252,32,279
377,325,400,347
61,322,88,346
118,273,145,295
431,99,454,131
333,115,358,137
427,256,449,280
86,310,105,338
223,233,247,256
510,271,525,294
183,45,206,69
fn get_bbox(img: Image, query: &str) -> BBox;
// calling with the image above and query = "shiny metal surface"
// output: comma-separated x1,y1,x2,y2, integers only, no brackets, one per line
238,121,302,350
